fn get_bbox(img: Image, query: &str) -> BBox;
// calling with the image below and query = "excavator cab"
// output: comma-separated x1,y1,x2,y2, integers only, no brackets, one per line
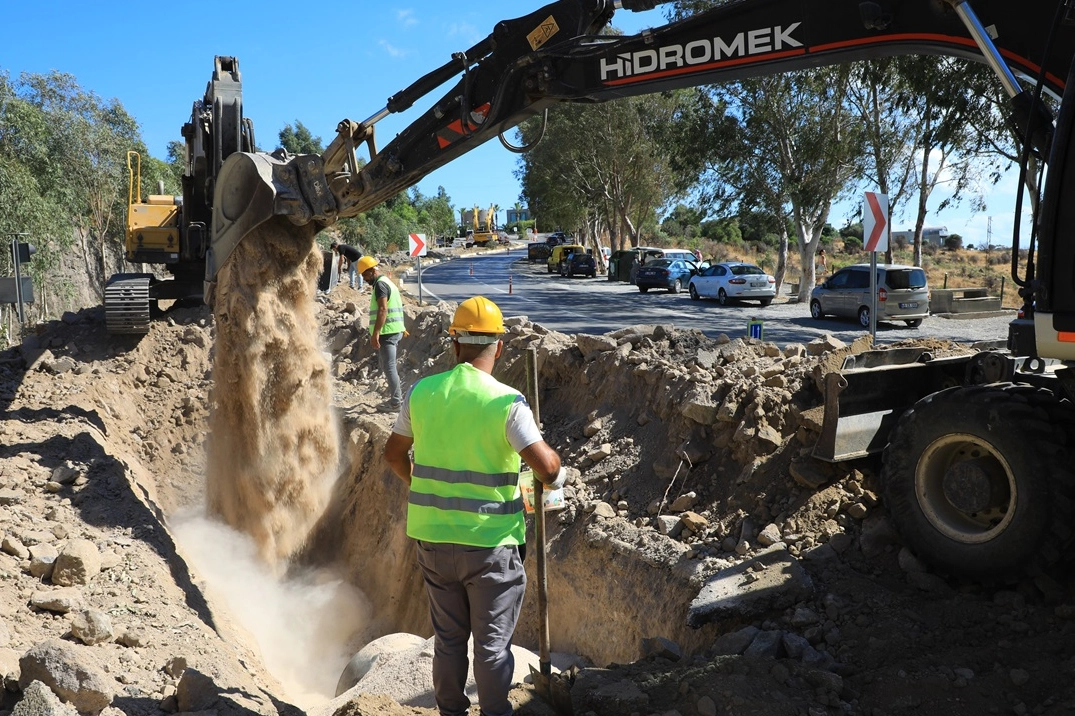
125,151,181,265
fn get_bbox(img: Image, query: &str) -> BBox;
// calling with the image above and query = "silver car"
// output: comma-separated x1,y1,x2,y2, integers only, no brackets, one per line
688,262,776,306
810,263,930,327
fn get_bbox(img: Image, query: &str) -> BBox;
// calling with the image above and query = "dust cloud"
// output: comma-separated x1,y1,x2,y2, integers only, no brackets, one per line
205,217,339,563
171,512,370,708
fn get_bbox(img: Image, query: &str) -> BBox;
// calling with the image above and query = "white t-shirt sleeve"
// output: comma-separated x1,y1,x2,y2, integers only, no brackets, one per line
506,396,544,453
392,386,417,437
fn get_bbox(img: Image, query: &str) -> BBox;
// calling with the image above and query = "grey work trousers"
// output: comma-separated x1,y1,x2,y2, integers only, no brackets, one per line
377,331,403,406
415,540,526,716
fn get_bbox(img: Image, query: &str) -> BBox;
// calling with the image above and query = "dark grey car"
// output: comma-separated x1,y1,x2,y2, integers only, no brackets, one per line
810,263,930,327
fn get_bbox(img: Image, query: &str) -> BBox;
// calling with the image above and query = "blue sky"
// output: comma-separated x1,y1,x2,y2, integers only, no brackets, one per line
0,1,1027,244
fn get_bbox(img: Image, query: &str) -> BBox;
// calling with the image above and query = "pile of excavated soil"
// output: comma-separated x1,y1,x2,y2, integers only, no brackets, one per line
0,273,1072,716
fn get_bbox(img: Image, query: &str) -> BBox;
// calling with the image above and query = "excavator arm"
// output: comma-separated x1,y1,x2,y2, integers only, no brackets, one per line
207,0,1075,356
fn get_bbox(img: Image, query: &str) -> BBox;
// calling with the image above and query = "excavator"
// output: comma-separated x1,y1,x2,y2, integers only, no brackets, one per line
121,0,1075,581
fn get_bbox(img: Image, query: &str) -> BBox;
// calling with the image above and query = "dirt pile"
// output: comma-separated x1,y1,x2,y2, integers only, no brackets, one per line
0,277,1072,716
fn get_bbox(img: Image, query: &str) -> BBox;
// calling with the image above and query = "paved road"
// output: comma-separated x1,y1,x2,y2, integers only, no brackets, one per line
402,250,1015,347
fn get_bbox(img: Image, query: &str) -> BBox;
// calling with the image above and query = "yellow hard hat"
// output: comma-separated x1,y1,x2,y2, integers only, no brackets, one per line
356,256,379,275
450,296,505,344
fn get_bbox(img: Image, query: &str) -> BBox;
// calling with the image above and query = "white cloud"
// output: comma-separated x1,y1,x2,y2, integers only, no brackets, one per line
447,22,482,44
397,9,418,27
379,39,411,59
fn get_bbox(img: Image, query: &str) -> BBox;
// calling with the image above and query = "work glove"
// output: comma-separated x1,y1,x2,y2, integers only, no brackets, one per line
547,466,567,491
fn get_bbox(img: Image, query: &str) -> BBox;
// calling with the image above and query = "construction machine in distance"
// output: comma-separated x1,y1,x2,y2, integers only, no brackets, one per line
142,0,1074,581
459,205,502,247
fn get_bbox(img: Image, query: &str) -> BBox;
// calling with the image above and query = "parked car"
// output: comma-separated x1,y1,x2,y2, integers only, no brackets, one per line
560,250,596,277
810,263,930,327
635,258,702,293
688,262,777,306
607,247,680,282
547,244,587,273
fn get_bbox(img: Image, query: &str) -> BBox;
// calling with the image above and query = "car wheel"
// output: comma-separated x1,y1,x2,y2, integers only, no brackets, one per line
717,288,729,306
759,298,773,307
689,284,699,301
906,319,923,328
547,264,553,274
639,286,649,293
810,299,824,320
858,306,870,328
670,279,681,294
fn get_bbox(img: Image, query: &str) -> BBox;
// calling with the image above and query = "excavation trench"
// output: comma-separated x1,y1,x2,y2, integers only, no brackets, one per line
201,219,847,701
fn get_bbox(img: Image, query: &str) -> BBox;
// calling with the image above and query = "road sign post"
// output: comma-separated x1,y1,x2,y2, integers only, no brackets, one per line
863,192,889,341
7,235,35,323
409,233,428,306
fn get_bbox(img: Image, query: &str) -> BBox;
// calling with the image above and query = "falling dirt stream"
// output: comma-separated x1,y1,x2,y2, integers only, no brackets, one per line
205,217,339,564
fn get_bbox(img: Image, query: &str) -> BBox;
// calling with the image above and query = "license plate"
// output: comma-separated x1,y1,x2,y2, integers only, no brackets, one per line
751,282,765,287
899,302,919,309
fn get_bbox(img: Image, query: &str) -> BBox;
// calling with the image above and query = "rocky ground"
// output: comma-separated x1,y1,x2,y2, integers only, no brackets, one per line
0,266,1074,716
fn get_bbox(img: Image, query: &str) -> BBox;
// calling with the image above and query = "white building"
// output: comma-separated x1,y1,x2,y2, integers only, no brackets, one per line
891,226,950,247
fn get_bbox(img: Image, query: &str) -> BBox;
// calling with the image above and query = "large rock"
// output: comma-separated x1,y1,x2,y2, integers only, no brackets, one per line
332,633,550,709
0,647,20,690
18,639,114,714
51,540,101,587
12,679,78,716
687,547,814,628
29,543,59,580
575,334,618,360
176,668,218,712
30,588,84,615
69,611,114,646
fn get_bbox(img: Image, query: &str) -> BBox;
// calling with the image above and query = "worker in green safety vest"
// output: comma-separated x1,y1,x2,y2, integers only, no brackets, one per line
383,296,564,716
358,256,405,412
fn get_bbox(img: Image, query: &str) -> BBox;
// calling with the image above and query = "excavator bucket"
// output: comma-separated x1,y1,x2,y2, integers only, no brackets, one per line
205,151,337,302
812,349,977,462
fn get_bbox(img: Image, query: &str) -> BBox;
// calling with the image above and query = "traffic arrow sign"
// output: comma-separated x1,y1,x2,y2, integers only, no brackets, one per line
863,192,889,252
408,233,427,257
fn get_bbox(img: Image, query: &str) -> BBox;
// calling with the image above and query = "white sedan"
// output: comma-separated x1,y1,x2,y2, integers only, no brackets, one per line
688,262,776,306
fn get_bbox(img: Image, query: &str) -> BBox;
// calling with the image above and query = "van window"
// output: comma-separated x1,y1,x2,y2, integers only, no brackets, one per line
846,270,871,290
885,268,928,289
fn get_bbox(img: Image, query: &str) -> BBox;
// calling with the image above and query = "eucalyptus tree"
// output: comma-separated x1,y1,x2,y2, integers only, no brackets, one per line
517,90,689,250
846,58,919,263
671,65,865,299
898,57,1007,265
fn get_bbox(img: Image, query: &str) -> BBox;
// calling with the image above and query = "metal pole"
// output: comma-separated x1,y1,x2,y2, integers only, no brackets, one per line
417,256,423,306
10,237,25,324
525,347,550,679
869,252,878,340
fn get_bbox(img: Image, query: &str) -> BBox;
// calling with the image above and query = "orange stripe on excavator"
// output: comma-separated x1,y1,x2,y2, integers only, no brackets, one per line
812,34,1065,90
436,104,492,150
1060,331,1075,343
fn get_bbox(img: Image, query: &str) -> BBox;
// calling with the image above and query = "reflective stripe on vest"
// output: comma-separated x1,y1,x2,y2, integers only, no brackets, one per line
369,276,405,335
407,363,524,546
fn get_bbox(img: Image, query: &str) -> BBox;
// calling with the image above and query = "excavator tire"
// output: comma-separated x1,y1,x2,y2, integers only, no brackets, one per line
881,384,1075,580
104,274,153,335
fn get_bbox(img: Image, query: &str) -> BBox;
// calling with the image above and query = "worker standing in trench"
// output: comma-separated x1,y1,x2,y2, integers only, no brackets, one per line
383,296,565,716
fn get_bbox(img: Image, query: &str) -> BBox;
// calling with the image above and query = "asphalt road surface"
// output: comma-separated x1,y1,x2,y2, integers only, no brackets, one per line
402,249,1016,347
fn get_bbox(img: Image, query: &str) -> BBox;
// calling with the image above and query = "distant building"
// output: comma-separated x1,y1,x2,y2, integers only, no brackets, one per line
506,207,531,225
891,226,949,247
